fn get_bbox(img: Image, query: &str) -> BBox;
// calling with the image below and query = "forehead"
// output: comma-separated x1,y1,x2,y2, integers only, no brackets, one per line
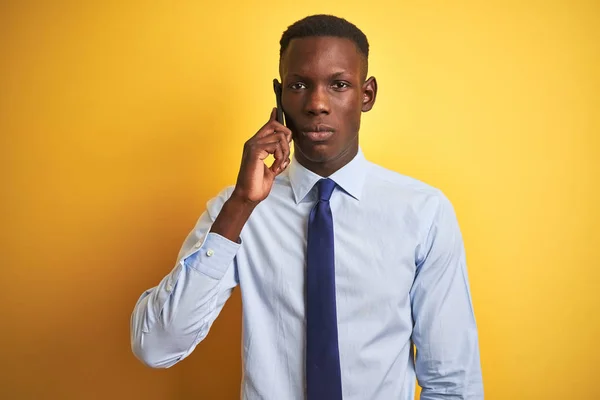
280,36,362,77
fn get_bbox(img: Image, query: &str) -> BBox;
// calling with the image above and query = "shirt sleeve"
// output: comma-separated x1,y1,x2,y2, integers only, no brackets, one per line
130,186,241,368
411,190,484,399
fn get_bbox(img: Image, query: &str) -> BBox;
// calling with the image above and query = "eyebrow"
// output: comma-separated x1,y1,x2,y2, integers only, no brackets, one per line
288,71,351,80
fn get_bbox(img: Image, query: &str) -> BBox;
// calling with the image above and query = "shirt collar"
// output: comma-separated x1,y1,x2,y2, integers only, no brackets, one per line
288,146,368,204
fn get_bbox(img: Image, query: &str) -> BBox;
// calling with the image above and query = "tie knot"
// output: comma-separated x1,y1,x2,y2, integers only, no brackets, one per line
317,178,336,201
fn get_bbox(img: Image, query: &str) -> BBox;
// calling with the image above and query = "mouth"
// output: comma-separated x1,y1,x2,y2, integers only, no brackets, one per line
300,124,335,143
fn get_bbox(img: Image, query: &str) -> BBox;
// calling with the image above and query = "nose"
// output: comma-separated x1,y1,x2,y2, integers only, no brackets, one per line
303,85,330,116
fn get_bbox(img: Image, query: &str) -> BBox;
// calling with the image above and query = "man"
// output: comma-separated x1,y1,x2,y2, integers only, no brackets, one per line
131,14,483,400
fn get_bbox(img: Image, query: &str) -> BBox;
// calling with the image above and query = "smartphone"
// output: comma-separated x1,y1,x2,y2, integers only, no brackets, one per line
273,79,285,125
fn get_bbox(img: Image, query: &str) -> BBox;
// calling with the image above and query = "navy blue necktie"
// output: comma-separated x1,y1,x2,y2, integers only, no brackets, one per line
306,178,343,400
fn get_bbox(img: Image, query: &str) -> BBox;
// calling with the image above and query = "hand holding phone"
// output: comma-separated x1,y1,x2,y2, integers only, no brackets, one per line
210,85,290,242
230,78,292,205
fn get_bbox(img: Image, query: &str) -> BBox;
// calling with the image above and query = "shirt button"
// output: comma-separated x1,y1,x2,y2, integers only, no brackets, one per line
166,284,173,292
206,249,215,257
194,241,202,249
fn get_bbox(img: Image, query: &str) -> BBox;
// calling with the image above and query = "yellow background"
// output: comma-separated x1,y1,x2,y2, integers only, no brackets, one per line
1,1,598,399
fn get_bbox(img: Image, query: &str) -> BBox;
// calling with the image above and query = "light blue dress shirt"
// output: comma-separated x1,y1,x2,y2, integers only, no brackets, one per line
130,147,483,399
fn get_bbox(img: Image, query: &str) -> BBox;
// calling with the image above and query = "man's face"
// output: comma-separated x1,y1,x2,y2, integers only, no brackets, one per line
280,36,377,171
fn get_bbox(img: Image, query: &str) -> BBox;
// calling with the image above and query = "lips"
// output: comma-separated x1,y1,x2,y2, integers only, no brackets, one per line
300,124,335,142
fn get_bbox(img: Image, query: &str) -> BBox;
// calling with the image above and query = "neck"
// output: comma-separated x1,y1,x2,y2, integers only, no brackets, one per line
294,142,359,177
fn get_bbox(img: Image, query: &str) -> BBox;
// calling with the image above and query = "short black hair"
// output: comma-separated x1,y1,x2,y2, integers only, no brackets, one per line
279,14,369,76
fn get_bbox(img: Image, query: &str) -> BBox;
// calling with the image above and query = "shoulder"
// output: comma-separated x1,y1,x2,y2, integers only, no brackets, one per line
365,161,442,199
363,160,457,221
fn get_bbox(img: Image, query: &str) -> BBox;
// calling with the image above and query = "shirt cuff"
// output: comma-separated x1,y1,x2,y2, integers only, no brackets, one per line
182,232,241,280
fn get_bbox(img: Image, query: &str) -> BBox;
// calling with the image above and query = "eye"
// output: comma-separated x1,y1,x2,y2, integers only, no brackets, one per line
289,82,307,90
332,81,351,90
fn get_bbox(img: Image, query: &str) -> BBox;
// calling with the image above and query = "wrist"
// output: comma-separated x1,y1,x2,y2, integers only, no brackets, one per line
230,189,261,210
209,193,257,243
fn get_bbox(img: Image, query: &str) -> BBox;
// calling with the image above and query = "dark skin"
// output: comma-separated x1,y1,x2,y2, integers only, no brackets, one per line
280,36,377,177
211,36,378,242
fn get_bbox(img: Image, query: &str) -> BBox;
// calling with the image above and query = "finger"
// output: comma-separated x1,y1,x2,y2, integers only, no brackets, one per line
271,141,284,171
252,123,291,147
273,157,291,176
260,129,290,173
247,108,280,142
251,135,285,161
270,120,292,138
270,139,286,172
252,133,286,173
254,131,288,146
282,157,291,171
271,136,291,174
274,133,291,170
254,133,286,168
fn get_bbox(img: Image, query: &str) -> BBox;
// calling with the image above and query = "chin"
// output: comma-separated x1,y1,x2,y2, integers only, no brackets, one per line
296,142,337,163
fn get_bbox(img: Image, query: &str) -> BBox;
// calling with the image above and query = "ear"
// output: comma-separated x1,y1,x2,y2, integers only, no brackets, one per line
361,76,377,112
